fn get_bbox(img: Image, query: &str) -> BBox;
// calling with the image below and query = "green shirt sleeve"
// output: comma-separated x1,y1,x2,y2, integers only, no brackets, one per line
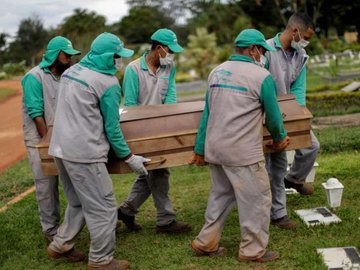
260,75,287,142
100,84,131,158
164,65,177,104
194,91,210,155
22,74,44,119
123,66,139,107
290,66,306,106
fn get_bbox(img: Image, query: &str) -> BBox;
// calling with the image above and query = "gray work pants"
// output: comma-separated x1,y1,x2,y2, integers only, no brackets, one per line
27,146,60,236
120,168,176,226
287,131,320,183
265,151,287,220
50,158,117,264
193,162,271,259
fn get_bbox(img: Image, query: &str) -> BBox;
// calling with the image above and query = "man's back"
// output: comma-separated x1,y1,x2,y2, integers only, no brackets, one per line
205,57,271,166
49,63,119,163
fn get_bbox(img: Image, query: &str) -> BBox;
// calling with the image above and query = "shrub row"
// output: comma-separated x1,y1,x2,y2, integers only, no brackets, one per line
306,91,360,117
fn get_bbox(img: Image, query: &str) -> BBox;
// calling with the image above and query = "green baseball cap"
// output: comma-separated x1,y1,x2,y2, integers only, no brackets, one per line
234,29,276,52
39,36,80,68
90,32,134,58
47,36,81,55
151,28,183,53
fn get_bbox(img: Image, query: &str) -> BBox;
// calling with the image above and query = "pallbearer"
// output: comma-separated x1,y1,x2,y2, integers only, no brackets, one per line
21,36,80,242
189,29,289,263
118,28,192,234
47,32,148,270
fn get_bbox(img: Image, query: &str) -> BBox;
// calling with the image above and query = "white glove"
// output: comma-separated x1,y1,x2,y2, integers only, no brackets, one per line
125,155,151,175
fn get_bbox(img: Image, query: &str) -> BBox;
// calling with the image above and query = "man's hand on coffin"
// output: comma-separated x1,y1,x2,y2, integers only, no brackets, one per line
188,153,207,166
125,155,151,175
267,136,290,151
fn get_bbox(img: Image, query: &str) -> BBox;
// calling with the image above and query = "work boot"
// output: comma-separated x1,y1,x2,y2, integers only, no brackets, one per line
156,220,192,234
44,233,55,245
47,246,85,262
191,240,227,257
271,215,298,229
117,208,142,232
88,259,129,270
284,178,314,195
239,250,279,263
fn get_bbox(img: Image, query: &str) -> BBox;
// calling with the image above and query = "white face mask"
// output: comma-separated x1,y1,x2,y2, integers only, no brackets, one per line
159,46,175,66
114,58,123,70
291,30,310,50
253,46,267,68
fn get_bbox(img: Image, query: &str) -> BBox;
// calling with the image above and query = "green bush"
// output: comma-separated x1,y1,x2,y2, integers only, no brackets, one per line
176,72,194,83
307,91,360,116
1,61,26,76
307,80,353,93
325,38,360,53
0,72,7,80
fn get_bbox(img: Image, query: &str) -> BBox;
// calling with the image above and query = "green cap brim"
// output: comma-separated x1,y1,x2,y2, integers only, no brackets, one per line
115,47,134,58
168,43,183,53
63,48,81,55
262,42,276,52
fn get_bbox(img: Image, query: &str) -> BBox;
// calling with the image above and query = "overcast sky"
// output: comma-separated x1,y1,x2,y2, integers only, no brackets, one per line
1,0,130,37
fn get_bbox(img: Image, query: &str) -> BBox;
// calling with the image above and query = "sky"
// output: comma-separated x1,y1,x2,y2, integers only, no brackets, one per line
1,0,130,37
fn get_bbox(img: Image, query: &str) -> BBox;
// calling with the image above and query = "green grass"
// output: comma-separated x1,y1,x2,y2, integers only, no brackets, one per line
314,127,360,153
0,88,17,102
0,159,33,208
0,128,359,269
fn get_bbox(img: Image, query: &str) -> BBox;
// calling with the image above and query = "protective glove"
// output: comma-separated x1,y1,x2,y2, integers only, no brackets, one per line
188,152,207,166
266,136,290,152
125,154,151,175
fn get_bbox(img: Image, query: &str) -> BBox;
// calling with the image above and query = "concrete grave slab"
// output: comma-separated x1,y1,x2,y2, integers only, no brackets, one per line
295,207,341,227
341,81,360,92
317,247,360,270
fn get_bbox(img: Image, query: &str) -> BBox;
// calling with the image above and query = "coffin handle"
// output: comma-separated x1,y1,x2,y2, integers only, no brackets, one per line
145,156,167,166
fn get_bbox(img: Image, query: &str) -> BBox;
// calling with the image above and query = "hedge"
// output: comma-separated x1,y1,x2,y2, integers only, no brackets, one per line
306,91,360,117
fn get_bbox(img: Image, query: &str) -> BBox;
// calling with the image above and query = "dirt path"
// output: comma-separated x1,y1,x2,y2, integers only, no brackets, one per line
0,79,26,172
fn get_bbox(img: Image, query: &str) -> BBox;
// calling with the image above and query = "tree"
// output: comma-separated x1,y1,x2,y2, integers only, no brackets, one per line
7,16,48,66
186,0,246,44
0,33,8,65
115,6,175,44
184,28,218,80
126,0,190,21
56,9,107,56
0,33,6,50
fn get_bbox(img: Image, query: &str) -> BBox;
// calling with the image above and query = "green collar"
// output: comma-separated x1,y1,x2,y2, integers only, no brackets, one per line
42,67,51,74
229,54,255,63
273,33,283,49
42,66,60,81
140,51,149,70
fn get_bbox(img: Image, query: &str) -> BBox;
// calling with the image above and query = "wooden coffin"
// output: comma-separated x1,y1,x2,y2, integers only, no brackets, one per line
262,95,312,153
37,95,312,175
